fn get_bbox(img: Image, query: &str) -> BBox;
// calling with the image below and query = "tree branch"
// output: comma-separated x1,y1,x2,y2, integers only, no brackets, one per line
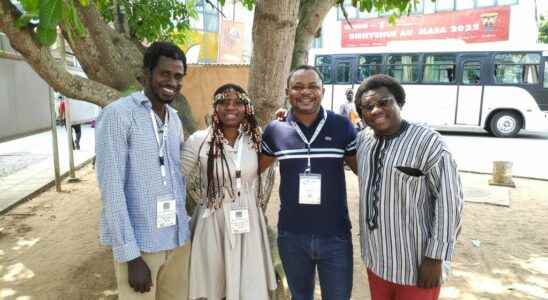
291,0,337,69
64,1,141,91
0,0,120,107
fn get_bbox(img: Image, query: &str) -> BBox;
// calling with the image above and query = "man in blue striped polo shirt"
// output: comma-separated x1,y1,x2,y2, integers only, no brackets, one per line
260,65,357,300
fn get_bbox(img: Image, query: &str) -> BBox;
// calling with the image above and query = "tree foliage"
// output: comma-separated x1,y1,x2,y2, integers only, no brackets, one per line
15,0,88,45
338,0,415,24
14,0,198,46
14,0,415,47
540,16,548,44
95,0,197,44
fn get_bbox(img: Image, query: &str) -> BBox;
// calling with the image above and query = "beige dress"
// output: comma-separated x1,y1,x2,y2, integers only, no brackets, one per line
181,129,277,300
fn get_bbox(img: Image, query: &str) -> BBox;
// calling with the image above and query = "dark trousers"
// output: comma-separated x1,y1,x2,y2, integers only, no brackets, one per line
71,124,82,149
278,230,353,300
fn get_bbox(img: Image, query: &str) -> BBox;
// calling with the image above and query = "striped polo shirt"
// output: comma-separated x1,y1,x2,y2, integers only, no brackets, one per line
262,107,357,235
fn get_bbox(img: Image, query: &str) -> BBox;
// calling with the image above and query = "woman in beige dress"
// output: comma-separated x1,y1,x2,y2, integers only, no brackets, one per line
181,84,276,300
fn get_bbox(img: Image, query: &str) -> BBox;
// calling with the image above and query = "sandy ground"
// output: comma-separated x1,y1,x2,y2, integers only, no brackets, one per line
1,165,547,300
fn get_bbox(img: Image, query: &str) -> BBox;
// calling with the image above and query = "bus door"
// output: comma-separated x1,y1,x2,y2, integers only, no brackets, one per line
455,54,489,126
329,56,356,113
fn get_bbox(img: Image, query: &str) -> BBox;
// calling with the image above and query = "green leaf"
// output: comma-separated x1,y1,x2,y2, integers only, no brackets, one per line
363,0,373,12
65,1,87,37
79,0,90,6
398,0,408,12
39,0,64,29
20,0,40,13
242,0,255,10
36,26,58,46
15,13,37,28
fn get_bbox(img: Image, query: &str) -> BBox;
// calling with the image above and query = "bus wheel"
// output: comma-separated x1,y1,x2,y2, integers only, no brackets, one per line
489,111,522,137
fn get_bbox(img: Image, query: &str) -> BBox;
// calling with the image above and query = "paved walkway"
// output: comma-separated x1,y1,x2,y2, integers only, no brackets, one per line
0,125,96,213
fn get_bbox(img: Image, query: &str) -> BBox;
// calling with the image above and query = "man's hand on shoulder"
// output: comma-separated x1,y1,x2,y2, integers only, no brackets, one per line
418,257,442,289
275,108,288,121
127,256,152,293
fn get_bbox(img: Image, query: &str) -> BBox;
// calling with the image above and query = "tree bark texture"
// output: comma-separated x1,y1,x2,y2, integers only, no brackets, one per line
248,0,300,125
291,0,337,69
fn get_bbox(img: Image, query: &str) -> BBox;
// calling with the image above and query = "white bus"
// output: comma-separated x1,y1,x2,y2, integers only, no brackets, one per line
311,46,548,137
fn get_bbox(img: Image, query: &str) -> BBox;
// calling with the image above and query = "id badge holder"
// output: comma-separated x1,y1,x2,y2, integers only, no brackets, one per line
157,194,177,229
299,171,322,205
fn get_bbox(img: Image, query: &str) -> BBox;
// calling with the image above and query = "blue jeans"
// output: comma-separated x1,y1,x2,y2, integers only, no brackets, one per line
277,230,353,300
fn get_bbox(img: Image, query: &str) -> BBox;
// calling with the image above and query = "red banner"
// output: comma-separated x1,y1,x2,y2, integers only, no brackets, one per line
341,6,510,47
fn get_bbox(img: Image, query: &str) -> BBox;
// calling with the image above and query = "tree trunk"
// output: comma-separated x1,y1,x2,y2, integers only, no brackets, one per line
248,0,300,125
291,0,337,69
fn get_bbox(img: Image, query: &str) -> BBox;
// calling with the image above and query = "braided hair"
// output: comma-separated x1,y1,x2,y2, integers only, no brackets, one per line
206,84,263,208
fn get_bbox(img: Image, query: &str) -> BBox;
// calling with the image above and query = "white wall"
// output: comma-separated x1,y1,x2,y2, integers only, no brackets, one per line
0,57,51,141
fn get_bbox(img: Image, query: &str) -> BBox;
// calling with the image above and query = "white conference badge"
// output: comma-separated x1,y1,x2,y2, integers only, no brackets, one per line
157,194,176,229
230,208,250,234
299,172,322,205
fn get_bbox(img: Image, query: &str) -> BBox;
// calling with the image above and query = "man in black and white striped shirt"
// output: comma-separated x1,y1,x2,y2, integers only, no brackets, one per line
354,74,463,300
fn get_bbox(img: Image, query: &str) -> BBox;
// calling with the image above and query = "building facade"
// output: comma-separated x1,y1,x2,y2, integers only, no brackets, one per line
182,0,254,64
315,0,542,53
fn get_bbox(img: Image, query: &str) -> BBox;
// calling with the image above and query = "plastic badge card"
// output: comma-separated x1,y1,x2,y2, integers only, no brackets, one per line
230,209,250,234
298,173,321,205
157,195,176,229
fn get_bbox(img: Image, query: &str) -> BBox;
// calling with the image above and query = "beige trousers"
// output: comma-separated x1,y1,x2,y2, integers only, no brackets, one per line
114,243,191,300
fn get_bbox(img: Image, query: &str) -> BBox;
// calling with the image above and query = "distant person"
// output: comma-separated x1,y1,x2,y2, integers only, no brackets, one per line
95,42,191,299
58,96,66,126
181,83,276,299
57,95,82,150
354,74,464,300
339,88,363,130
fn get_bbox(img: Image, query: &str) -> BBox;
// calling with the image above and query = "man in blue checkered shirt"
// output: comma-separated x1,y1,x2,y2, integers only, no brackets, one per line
95,42,191,299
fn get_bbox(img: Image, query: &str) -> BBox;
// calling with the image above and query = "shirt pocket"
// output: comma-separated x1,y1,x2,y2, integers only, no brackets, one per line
392,165,423,210
395,166,424,177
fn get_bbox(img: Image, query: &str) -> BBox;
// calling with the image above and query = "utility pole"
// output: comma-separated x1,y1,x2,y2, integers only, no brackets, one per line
48,87,62,192
59,33,79,182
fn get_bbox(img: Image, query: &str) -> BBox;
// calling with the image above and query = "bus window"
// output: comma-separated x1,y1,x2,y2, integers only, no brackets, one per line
357,55,382,83
315,55,333,84
336,61,352,84
545,61,548,88
462,61,481,85
494,53,540,84
423,54,456,83
386,54,419,83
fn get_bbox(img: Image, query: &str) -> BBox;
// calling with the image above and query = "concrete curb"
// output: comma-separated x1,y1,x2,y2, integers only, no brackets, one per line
459,169,548,182
0,156,96,215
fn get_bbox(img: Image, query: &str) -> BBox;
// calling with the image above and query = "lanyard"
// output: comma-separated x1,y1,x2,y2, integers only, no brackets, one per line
233,133,245,195
291,109,327,173
149,108,169,186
